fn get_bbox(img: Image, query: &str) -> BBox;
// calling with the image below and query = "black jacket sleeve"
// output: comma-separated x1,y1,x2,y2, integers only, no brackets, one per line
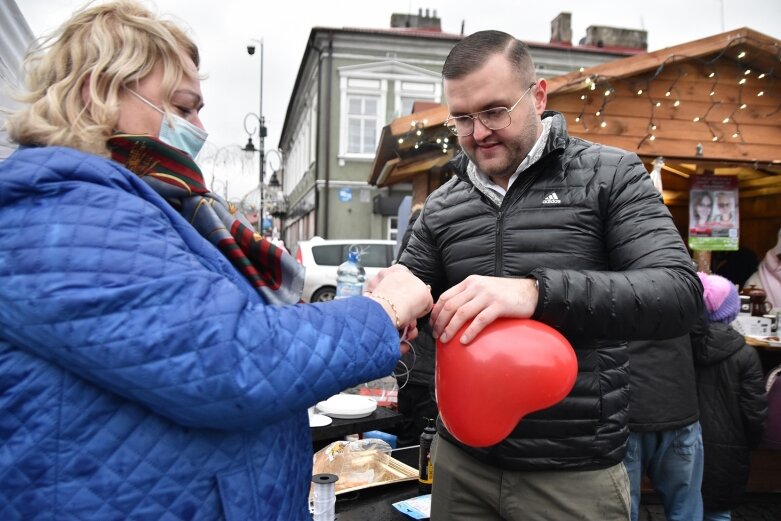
738,345,769,448
532,151,703,339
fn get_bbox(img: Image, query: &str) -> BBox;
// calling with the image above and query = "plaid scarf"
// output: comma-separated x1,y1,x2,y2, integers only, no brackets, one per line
107,134,304,305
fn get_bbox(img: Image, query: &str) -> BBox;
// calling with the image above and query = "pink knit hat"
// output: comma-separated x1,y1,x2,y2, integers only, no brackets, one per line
697,272,740,324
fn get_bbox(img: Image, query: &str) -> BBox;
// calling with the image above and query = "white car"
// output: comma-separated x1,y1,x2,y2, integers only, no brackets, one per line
294,238,397,302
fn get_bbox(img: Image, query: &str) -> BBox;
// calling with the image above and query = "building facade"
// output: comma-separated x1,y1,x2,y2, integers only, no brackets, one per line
0,0,34,161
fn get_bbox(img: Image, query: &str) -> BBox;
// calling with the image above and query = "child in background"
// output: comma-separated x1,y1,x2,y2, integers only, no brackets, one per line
693,273,768,521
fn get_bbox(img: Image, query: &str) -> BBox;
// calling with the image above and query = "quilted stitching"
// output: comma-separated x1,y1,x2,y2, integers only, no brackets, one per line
0,147,401,520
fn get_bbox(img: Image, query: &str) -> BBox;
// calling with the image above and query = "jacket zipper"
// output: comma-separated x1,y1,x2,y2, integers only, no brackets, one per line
494,158,553,275
495,210,504,275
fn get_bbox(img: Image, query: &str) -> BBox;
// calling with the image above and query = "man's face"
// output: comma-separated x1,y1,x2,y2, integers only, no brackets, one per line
444,53,546,183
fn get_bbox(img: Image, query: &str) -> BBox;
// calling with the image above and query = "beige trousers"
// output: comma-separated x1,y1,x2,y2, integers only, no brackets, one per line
430,435,631,521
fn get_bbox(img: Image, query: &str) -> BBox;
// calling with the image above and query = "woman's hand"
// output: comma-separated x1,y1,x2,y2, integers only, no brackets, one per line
366,266,433,337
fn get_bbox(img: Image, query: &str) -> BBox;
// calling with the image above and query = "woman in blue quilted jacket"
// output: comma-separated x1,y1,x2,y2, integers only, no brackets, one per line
0,2,432,519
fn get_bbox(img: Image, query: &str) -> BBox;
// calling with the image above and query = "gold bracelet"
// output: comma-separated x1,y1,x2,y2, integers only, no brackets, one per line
370,293,401,330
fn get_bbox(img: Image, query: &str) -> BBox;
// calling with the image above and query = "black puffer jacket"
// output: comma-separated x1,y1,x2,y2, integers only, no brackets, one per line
400,111,703,471
692,320,767,511
627,334,699,432
396,208,436,387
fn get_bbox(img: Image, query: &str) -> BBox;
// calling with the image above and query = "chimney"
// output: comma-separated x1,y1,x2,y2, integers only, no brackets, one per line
550,12,572,45
390,8,442,31
583,25,648,50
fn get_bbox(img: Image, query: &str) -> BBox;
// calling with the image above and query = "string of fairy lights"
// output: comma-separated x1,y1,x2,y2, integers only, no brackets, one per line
564,35,780,150
396,117,453,158
392,34,779,161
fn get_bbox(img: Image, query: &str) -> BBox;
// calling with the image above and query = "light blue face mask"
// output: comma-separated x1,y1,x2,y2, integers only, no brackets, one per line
127,89,208,159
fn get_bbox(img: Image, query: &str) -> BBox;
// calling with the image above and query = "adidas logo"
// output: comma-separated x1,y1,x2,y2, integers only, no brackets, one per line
542,192,561,205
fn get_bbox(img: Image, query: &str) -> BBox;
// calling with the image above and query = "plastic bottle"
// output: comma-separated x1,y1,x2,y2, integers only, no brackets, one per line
335,249,365,299
418,418,436,494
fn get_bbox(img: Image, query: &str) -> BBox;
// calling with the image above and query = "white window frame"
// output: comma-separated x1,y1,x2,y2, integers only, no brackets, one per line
394,80,441,118
339,77,386,160
338,61,441,162
345,93,381,155
387,216,399,241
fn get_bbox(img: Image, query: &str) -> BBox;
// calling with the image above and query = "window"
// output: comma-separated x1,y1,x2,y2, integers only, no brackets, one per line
310,243,391,268
387,216,398,241
347,95,379,154
311,245,343,266
395,80,440,117
352,244,391,268
339,76,384,158
338,62,440,159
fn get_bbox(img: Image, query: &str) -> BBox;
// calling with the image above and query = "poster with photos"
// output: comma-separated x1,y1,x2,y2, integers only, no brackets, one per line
688,175,739,251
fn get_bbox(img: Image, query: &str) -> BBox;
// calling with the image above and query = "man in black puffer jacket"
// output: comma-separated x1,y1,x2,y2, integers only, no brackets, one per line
394,204,439,447
394,30,704,520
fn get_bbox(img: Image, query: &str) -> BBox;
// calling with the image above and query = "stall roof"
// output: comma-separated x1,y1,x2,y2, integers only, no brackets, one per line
546,27,781,169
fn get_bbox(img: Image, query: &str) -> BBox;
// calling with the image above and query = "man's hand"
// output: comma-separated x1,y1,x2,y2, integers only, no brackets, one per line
431,275,538,344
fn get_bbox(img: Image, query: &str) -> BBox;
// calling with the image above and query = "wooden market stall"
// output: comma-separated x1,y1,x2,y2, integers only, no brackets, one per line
546,27,781,269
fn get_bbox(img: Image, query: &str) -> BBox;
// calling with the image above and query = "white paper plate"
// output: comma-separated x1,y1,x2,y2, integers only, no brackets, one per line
316,393,377,419
308,413,333,427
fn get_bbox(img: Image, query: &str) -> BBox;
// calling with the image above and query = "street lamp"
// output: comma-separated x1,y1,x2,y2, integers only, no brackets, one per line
242,112,266,232
246,38,264,233
265,148,287,219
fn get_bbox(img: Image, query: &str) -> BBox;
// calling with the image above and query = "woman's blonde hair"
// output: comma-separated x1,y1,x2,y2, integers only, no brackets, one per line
7,0,200,157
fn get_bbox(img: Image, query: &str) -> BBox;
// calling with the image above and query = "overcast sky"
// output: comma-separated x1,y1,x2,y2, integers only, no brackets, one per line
16,0,781,198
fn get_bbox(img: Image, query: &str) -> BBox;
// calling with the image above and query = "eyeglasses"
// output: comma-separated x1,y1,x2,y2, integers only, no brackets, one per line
445,82,536,137
717,202,732,208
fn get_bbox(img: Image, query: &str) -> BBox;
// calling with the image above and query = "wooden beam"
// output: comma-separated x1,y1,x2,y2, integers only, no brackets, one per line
739,175,781,188
558,134,781,164
550,96,781,129
661,164,693,178
389,106,448,136
740,185,781,198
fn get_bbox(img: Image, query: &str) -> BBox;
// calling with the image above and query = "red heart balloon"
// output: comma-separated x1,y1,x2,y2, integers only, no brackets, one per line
436,318,577,447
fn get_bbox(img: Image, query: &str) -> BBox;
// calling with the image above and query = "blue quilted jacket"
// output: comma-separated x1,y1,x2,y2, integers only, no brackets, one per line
0,146,401,520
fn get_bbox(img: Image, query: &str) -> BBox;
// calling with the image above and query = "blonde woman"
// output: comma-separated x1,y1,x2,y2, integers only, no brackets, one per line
0,2,432,520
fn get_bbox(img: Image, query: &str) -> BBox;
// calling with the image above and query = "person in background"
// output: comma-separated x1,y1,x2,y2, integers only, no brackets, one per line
0,2,432,519
624,335,704,521
372,30,703,520
693,273,768,521
745,227,781,308
711,246,759,289
394,203,439,447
